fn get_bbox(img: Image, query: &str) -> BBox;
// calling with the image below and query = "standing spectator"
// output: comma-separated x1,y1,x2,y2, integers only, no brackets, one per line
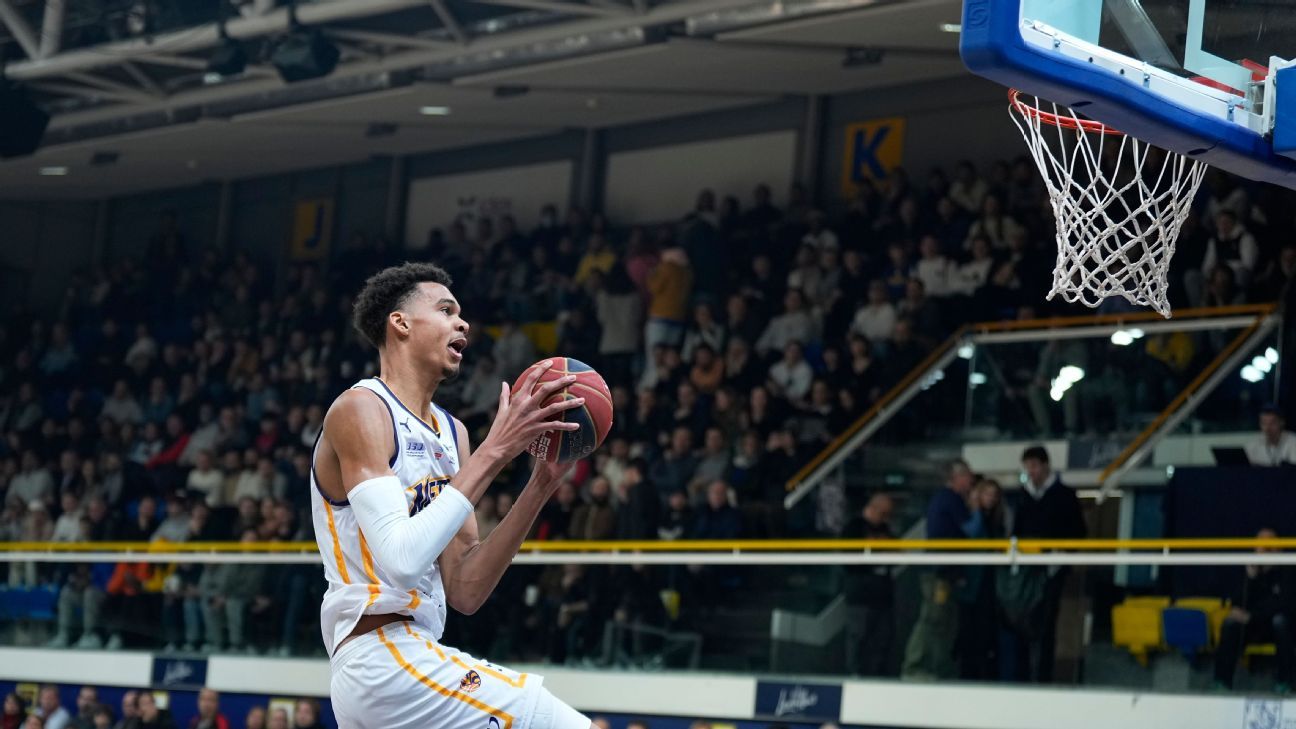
903,459,973,680
1213,528,1295,691
1009,445,1087,683
614,460,658,541
1245,404,1296,466
594,267,643,385
842,493,896,676
645,248,693,351
35,687,70,729
187,689,228,729
200,529,266,653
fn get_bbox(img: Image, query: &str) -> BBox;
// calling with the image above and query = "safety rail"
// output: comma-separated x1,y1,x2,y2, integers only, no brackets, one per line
6,538,1296,565
782,304,1279,509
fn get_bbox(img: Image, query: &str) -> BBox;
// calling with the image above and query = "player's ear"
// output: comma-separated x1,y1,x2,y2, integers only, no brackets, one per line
389,310,411,340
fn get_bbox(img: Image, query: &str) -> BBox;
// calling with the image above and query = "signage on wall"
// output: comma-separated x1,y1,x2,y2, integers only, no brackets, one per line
291,197,334,261
151,656,208,690
841,116,906,197
754,680,842,722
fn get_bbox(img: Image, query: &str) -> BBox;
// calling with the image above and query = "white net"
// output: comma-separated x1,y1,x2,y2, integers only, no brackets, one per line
1009,92,1209,318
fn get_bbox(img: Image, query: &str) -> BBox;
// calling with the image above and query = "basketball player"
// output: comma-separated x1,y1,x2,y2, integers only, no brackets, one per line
312,262,593,728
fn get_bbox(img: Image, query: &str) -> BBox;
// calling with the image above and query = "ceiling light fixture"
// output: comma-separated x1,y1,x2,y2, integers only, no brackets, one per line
419,106,452,116
39,166,69,176
940,23,962,33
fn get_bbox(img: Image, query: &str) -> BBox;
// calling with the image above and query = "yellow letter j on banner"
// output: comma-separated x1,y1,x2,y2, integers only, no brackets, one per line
291,197,334,262
841,117,906,197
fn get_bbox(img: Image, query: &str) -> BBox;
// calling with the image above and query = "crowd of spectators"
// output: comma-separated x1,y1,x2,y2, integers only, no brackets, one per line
2,686,324,729
1,155,1295,661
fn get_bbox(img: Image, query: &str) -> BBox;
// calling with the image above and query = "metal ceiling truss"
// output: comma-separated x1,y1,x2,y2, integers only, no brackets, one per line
1,0,878,148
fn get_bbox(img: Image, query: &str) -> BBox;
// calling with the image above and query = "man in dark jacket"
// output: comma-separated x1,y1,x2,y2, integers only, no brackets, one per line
902,459,974,679
1213,528,1296,691
843,493,896,676
1010,445,1086,682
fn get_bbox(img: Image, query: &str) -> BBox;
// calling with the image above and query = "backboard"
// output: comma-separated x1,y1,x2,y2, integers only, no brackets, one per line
960,0,1296,190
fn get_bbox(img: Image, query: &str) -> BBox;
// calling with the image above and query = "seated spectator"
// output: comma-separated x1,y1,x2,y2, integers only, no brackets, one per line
267,709,288,729
670,382,708,438
569,477,615,540
965,192,1025,251
880,243,913,301
722,337,763,394
801,210,839,251
851,281,898,350
290,699,321,729
650,427,699,502
128,692,176,729
767,341,813,406
35,686,70,729
657,490,692,541
948,159,988,215
689,428,731,494
691,480,742,540
492,320,536,380
185,451,223,507
242,708,265,729
574,234,616,286
1202,209,1259,288
3,693,27,729
724,293,763,346
950,235,996,297
687,344,724,396
9,450,54,510
897,278,944,348
914,235,954,298
51,492,83,542
101,380,144,425
73,688,99,729
1245,404,1296,466
1213,528,1295,691
682,303,726,363
755,289,817,359
188,689,228,729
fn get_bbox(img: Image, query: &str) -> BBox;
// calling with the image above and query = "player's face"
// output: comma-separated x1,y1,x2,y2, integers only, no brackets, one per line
399,282,469,379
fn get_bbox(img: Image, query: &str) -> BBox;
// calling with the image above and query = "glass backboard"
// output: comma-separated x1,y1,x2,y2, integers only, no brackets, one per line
961,0,1296,189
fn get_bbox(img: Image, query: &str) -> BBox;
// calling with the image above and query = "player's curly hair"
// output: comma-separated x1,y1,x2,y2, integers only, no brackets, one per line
352,262,453,348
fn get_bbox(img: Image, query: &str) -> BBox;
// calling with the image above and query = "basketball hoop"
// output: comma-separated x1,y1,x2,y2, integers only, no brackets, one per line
1008,89,1209,318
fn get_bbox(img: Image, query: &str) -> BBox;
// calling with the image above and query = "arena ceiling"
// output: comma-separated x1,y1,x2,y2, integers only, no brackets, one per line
0,0,963,198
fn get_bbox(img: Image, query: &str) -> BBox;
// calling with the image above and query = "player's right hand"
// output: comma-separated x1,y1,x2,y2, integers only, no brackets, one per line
483,360,584,457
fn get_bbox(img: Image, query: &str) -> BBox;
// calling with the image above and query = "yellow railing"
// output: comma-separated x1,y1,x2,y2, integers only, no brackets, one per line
5,538,1296,553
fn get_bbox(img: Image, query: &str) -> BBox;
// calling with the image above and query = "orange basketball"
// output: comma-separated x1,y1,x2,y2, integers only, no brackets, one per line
511,357,614,463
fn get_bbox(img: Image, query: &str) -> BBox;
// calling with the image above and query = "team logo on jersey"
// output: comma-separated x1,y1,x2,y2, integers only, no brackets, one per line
407,474,452,516
459,670,482,693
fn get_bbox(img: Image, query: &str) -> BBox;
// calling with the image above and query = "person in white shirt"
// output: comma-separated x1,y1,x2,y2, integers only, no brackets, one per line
950,235,997,297
913,235,954,298
767,341,814,405
1202,209,1259,287
851,280,898,349
185,450,226,506
1244,405,1296,466
801,210,839,251
756,289,818,357
35,685,72,729
51,493,84,542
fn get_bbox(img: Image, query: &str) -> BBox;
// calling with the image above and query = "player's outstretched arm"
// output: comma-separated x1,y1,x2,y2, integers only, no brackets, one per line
439,417,573,615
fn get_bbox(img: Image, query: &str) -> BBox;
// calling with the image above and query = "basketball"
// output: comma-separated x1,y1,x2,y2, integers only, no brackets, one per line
511,357,614,463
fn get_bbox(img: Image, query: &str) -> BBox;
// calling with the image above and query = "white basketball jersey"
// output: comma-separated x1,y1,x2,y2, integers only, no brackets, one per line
311,378,463,656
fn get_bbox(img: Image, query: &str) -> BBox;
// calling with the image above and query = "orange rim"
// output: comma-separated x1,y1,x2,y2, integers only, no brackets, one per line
1009,89,1123,136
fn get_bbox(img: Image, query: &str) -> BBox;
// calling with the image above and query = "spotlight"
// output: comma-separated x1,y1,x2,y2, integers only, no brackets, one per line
0,83,50,159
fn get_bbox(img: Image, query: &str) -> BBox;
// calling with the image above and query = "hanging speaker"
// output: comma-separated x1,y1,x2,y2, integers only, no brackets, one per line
269,29,340,83
0,84,50,158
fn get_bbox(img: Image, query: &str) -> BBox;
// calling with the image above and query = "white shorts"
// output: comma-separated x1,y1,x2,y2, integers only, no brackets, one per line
329,621,588,729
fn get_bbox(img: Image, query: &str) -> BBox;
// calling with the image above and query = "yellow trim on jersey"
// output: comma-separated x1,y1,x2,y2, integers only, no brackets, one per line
357,532,381,609
375,377,441,435
324,504,350,584
407,590,422,610
377,626,512,728
404,623,527,689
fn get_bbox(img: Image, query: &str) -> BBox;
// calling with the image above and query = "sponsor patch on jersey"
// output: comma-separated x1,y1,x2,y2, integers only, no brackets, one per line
405,441,427,457
459,670,482,693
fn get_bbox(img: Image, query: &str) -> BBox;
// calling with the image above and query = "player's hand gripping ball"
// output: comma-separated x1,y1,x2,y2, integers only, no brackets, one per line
512,357,613,462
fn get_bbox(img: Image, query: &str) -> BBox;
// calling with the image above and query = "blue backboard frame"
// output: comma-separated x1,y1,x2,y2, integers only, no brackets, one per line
960,0,1296,190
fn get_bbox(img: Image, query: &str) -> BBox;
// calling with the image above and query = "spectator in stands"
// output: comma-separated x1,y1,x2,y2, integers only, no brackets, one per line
949,160,988,215
843,493,896,676
594,267,643,385
186,690,227,729
756,289,816,358
92,706,114,729
1008,445,1086,683
658,490,692,541
1245,404,1296,466
3,693,26,729
965,193,1025,251
112,693,137,729
903,459,973,680
959,478,1006,680
569,477,616,541
767,341,814,407
651,427,699,503
75,687,102,729
9,450,53,510
1202,209,1259,288
1213,528,1296,691
127,692,175,729
241,708,264,729
898,279,943,348
266,708,289,729
290,700,321,729
35,687,69,729
201,528,265,653
851,281,897,351
914,235,954,298
645,247,694,352
614,459,658,541
691,480,741,541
